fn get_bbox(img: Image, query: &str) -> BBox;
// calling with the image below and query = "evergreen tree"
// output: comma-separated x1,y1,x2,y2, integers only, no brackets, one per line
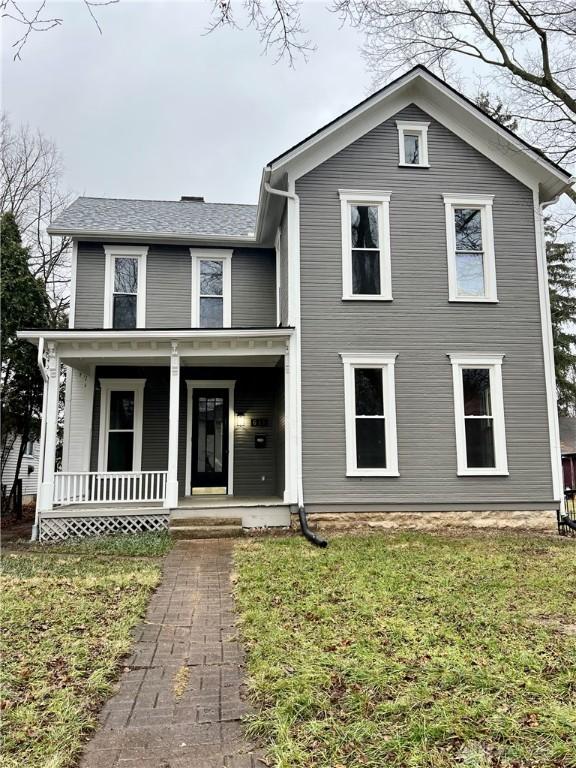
477,94,576,415
1,212,50,513
546,227,576,414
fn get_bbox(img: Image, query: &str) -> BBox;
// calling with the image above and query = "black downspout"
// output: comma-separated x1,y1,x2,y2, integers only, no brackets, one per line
298,505,328,548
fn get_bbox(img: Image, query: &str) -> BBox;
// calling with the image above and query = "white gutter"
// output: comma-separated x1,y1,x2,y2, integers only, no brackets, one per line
45,226,260,246
537,191,567,516
33,338,49,542
264,177,305,509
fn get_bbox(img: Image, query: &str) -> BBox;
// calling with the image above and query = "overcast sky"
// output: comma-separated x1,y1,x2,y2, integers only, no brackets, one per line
2,1,370,205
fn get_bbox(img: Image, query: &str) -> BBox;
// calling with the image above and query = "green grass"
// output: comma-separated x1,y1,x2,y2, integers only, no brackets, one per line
234,532,576,768
14,530,175,557
0,533,171,768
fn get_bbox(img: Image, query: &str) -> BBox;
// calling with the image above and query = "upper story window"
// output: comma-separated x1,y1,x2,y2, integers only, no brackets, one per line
443,195,497,302
190,249,232,328
341,353,399,477
449,354,508,476
339,190,392,301
104,246,147,329
396,121,430,167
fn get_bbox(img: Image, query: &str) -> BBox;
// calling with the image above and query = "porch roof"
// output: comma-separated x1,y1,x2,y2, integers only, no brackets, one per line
18,327,293,367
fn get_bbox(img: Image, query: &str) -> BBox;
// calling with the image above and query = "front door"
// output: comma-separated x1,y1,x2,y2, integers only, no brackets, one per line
191,389,229,492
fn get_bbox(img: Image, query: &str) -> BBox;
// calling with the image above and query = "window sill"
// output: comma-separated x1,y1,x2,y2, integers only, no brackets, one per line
457,470,509,477
342,296,393,302
398,162,430,168
449,297,499,304
347,470,400,477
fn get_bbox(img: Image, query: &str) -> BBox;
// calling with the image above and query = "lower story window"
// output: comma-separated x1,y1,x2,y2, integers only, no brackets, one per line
341,354,399,477
449,354,508,475
98,379,146,472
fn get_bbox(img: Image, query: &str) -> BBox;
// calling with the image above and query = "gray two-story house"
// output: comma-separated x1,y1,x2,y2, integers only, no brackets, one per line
20,66,572,541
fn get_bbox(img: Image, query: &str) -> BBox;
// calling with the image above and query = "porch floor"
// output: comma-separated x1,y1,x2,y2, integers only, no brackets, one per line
44,496,289,522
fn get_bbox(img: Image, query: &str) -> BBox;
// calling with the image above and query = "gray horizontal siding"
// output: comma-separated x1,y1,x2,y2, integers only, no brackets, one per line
231,249,276,327
296,103,554,507
147,247,192,327
74,244,276,329
279,208,289,326
75,243,105,328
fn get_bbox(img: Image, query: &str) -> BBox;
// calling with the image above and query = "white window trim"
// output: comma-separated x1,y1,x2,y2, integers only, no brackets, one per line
185,380,236,496
190,249,232,328
449,354,508,476
341,353,399,477
339,190,392,301
396,120,430,167
103,245,148,329
443,194,497,303
98,378,146,472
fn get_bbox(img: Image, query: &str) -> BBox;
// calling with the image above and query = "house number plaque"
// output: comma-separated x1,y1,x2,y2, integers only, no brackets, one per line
251,417,269,427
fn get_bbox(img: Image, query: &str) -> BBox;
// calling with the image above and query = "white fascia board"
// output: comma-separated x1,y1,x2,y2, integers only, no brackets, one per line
17,328,293,343
46,226,259,246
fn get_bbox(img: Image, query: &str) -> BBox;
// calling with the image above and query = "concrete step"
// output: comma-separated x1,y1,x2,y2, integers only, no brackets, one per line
169,524,243,540
170,516,242,527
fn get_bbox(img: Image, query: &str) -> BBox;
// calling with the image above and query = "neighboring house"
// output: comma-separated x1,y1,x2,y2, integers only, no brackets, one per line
560,416,576,491
18,66,572,541
1,436,40,503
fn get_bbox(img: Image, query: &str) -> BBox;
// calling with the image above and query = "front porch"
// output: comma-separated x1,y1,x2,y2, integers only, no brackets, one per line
39,494,291,541
21,328,297,540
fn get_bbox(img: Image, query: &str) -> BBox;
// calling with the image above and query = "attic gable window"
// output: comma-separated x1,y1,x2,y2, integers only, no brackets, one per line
190,249,232,328
339,190,392,301
396,121,430,167
104,246,148,329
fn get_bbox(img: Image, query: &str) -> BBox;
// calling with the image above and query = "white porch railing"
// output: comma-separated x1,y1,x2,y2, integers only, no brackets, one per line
53,471,167,506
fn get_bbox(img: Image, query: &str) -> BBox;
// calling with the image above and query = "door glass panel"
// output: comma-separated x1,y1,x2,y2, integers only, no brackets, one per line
404,133,420,164
200,297,224,327
356,418,386,468
197,396,225,474
463,369,491,416
107,432,133,471
109,391,134,429
355,369,384,416
352,251,380,294
465,419,495,468
200,260,223,295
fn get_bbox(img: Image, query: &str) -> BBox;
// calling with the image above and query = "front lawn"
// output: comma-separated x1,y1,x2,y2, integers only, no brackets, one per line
235,532,576,768
0,533,172,768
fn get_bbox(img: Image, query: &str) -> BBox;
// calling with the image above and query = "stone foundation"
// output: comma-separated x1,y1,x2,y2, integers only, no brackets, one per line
293,509,557,533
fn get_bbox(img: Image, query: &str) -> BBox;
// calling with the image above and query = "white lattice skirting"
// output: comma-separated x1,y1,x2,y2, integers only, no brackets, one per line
40,514,169,542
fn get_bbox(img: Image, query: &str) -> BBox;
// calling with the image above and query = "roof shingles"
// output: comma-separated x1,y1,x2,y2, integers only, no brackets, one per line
49,196,257,239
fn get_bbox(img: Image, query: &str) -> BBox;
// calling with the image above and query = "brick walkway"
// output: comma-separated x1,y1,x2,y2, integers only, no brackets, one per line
80,540,264,768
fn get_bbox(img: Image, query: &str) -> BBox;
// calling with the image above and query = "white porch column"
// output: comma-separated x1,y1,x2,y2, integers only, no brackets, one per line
165,341,180,508
38,343,60,512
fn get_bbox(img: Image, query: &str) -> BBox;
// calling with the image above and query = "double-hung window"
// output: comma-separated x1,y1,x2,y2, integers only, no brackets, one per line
449,354,508,476
341,354,399,476
190,249,232,328
104,246,147,328
443,195,497,302
98,379,145,472
339,190,392,300
396,121,430,167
